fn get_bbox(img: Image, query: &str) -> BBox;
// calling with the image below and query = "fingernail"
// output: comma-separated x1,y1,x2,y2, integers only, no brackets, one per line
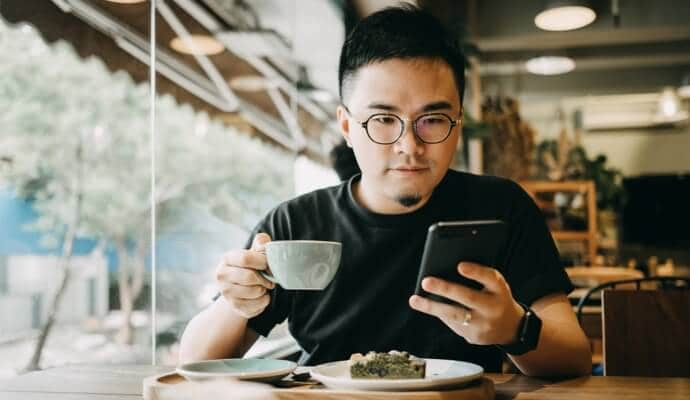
422,278,430,289
409,295,419,307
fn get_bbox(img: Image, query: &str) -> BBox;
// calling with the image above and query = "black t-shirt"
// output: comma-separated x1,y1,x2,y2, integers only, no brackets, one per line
246,170,573,371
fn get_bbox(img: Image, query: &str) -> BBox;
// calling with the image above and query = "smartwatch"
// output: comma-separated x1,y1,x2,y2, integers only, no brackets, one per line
497,302,542,356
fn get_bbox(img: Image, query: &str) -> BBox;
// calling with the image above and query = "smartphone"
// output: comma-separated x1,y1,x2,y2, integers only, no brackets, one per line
414,220,508,305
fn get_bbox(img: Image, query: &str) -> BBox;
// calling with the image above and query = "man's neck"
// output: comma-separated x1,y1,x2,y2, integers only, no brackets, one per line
352,178,433,215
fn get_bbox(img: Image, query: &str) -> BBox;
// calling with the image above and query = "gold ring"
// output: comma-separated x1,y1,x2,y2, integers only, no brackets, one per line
462,309,472,326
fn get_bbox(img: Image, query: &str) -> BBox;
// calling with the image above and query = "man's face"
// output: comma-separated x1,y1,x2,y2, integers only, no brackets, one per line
337,58,462,212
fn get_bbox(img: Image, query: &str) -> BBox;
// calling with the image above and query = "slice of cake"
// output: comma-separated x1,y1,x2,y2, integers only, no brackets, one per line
349,350,426,379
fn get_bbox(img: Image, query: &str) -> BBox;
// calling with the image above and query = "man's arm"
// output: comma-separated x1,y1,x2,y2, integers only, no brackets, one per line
508,292,591,377
178,297,260,364
178,233,274,365
410,262,591,377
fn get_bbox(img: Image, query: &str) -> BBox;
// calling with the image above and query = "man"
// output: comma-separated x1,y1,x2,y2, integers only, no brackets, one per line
179,5,591,377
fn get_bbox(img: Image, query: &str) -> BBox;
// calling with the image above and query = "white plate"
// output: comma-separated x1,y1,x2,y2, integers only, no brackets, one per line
310,358,483,391
176,358,297,382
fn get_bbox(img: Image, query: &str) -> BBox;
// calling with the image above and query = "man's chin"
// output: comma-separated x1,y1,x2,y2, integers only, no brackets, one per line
387,183,428,208
396,195,422,208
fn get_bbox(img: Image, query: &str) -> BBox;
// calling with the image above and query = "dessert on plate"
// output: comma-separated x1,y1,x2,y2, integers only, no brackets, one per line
349,350,426,379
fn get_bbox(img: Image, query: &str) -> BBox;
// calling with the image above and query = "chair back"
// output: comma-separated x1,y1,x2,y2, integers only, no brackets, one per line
603,289,690,377
575,276,689,322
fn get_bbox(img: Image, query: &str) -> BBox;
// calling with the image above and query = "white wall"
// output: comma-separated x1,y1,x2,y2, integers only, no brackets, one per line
0,295,33,335
580,128,690,176
520,96,690,177
2,250,108,332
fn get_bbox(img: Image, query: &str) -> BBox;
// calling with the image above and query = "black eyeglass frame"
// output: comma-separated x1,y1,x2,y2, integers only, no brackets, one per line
342,105,462,145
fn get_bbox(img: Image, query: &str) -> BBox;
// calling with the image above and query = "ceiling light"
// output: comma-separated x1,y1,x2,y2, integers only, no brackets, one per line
535,1,596,31
169,34,224,56
525,56,575,75
228,75,278,92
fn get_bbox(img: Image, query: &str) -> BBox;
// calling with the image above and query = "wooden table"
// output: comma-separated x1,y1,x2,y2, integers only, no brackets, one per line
1,364,689,399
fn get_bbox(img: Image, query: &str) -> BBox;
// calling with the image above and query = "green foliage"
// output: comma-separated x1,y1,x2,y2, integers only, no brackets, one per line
581,152,627,212
535,140,626,211
462,113,491,139
0,20,295,248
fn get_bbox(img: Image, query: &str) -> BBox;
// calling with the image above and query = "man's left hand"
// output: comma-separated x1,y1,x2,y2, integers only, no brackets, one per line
409,262,525,346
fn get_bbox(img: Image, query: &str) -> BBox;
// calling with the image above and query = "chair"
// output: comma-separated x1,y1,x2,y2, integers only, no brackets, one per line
603,289,690,377
575,276,690,322
576,277,690,376
568,268,646,367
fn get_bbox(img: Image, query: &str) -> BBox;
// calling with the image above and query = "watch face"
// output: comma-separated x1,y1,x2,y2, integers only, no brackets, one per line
522,309,542,350
499,304,542,355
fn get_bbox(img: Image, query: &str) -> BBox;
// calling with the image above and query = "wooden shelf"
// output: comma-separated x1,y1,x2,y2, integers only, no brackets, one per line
517,180,593,193
519,180,598,264
553,231,590,241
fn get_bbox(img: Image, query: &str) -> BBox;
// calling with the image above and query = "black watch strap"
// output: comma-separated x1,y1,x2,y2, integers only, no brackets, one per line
497,302,542,356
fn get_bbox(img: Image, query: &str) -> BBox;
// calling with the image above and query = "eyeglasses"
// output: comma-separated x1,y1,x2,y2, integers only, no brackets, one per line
343,106,461,145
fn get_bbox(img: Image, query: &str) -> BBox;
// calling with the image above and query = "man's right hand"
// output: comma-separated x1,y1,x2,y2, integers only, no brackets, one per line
215,233,275,319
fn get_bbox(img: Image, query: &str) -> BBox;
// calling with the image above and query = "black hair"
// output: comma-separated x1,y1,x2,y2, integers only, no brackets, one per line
338,4,466,104
329,140,360,181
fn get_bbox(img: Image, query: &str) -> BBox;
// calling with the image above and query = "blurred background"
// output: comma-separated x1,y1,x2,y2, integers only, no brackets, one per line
1,0,689,376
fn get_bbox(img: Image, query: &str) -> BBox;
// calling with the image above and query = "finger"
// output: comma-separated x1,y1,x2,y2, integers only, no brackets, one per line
251,232,272,252
223,249,268,271
421,277,489,310
409,295,468,325
223,283,267,300
458,262,506,293
221,265,275,289
228,294,271,317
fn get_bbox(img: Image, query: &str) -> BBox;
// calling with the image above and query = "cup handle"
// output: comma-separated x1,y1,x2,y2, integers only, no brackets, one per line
259,269,278,284
257,249,277,284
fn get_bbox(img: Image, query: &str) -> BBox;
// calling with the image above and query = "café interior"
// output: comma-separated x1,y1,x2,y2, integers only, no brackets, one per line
0,0,689,399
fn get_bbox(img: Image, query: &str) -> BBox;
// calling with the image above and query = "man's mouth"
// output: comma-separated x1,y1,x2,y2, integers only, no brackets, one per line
389,165,429,173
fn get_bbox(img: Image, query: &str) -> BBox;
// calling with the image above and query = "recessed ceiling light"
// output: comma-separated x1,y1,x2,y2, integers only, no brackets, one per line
169,35,224,56
525,56,576,75
535,2,596,31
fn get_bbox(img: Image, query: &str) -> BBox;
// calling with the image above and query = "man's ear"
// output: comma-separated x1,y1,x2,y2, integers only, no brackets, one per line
336,105,353,148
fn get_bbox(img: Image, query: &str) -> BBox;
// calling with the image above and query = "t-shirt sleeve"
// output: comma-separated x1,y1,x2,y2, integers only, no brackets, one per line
245,209,293,337
502,182,574,306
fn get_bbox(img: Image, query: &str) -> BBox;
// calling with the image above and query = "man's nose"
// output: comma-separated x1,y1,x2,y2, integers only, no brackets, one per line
394,121,424,155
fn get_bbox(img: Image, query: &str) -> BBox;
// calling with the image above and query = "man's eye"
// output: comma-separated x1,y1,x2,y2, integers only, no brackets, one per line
421,117,445,125
371,116,397,125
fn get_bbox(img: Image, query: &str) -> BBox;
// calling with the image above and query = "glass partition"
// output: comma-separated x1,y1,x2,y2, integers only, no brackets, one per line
0,0,153,376
149,0,301,365
149,0,344,364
